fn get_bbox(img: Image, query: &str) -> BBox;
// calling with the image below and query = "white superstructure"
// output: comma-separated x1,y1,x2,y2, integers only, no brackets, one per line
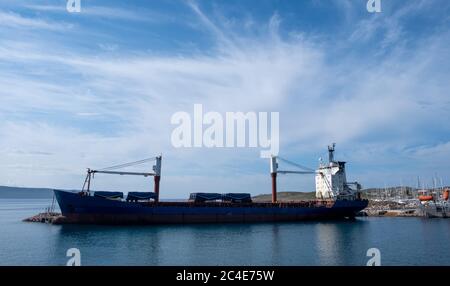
315,144,361,200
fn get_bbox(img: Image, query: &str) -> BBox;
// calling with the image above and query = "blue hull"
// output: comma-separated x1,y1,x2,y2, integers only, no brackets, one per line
53,190,368,224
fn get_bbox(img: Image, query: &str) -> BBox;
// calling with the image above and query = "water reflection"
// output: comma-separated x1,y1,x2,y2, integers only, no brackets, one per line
55,225,165,265
2,199,449,266
315,219,370,266
52,220,373,266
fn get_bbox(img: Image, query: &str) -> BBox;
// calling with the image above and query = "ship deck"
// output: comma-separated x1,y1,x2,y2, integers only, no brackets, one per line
133,200,335,208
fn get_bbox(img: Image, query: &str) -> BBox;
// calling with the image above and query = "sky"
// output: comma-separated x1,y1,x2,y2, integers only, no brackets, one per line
0,0,449,197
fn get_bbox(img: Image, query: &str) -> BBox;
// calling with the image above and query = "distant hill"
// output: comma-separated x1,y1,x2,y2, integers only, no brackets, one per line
253,191,316,202
252,186,450,202
0,186,54,199
2,185,447,200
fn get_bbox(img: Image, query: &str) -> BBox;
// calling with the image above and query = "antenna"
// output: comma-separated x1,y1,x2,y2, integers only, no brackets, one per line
328,143,336,163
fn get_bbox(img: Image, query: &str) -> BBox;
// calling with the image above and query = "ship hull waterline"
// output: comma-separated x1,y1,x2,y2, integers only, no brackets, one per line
53,190,368,225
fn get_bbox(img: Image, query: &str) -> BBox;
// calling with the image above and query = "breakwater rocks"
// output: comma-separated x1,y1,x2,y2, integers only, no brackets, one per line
357,200,421,217
23,212,62,223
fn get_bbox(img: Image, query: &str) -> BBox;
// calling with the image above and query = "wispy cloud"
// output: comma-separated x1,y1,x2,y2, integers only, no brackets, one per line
0,0,449,193
0,11,73,30
23,3,174,23
22,4,65,12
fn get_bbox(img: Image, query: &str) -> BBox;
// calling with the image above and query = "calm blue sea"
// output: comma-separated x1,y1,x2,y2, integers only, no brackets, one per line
0,199,449,266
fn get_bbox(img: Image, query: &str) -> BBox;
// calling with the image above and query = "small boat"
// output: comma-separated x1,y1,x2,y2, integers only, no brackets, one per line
443,189,449,201
419,188,449,218
419,195,434,202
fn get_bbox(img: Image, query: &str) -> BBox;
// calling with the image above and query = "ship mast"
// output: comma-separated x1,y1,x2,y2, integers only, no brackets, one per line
270,156,278,203
153,156,162,202
328,143,335,163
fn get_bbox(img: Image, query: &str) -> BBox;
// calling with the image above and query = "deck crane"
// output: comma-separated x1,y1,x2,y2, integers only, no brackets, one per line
81,155,162,202
270,155,316,203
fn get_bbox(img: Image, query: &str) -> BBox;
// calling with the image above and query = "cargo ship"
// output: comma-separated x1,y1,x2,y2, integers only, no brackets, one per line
53,144,368,224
